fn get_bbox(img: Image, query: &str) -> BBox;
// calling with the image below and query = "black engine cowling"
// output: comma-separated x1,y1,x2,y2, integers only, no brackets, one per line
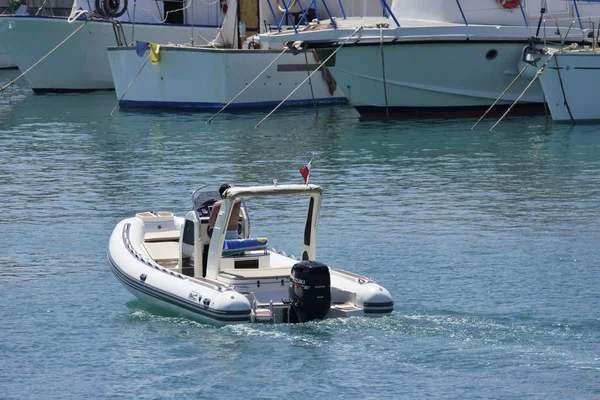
289,261,331,323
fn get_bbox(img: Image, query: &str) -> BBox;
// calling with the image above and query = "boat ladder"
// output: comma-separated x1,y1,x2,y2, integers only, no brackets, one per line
111,20,127,47
251,299,275,323
252,308,274,323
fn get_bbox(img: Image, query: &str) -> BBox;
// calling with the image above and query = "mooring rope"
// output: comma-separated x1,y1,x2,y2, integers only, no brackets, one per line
110,53,151,115
472,63,529,130
196,33,219,48
34,0,51,16
255,26,363,128
489,53,556,131
206,47,289,124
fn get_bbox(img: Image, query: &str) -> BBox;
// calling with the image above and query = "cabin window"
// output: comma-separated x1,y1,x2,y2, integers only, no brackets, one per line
235,260,259,269
183,220,194,245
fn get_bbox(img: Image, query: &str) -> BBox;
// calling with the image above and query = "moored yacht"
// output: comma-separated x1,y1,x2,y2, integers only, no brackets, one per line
107,0,383,110
258,0,600,118
0,0,225,91
523,44,600,122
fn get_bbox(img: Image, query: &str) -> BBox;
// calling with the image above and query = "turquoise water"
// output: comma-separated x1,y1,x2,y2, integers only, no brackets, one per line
1,69,599,399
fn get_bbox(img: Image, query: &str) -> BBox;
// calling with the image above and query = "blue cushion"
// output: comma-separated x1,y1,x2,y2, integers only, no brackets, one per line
223,238,268,256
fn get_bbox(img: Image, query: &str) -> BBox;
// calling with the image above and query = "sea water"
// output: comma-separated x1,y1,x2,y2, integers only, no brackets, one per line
1,69,599,399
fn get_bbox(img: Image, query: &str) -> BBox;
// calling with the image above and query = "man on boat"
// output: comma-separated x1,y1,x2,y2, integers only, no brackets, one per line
208,184,241,239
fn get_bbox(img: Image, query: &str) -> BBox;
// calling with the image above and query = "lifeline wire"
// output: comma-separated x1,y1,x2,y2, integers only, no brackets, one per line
255,26,363,128
1,21,88,93
196,33,219,48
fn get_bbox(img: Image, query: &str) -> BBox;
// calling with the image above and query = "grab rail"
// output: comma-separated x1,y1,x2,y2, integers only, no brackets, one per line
111,19,127,46
266,0,351,33
539,17,600,46
264,0,599,44
379,0,399,27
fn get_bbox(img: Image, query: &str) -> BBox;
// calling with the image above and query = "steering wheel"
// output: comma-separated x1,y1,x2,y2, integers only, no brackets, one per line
198,199,216,217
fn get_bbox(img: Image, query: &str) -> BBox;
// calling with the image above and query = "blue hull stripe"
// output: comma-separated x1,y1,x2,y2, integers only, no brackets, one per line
108,255,251,322
364,308,394,314
355,103,545,118
119,97,348,110
364,301,394,308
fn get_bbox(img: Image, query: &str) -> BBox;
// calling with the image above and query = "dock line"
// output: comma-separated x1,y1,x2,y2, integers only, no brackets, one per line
489,53,555,131
206,47,289,124
110,54,151,115
196,33,219,49
471,64,528,130
255,26,363,129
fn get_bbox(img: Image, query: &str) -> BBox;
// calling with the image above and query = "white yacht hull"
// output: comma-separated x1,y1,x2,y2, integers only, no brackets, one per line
538,51,600,122
257,0,600,118
108,45,346,109
0,16,220,91
318,39,545,117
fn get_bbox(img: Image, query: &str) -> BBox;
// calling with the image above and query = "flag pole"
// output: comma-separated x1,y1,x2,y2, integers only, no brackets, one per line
300,153,315,185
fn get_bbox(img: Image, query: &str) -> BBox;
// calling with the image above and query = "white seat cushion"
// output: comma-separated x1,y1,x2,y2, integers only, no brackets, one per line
144,241,179,261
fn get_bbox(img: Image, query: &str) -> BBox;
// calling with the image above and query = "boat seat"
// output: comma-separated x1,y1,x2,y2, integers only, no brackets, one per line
144,229,181,242
143,241,179,262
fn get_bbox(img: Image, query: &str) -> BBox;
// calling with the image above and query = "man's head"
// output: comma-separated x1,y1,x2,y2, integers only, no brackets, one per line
219,184,231,199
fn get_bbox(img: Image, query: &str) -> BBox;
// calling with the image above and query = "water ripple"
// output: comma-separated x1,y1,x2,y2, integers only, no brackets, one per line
1,74,599,399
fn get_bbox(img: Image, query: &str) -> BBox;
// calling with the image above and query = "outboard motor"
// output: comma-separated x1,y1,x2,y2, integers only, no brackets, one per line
289,261,331,323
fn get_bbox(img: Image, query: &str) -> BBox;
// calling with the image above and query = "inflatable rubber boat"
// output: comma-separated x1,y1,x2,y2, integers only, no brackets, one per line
107,184,393,326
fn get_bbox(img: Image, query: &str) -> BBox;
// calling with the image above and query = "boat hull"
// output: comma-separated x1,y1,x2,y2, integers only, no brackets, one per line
319,40,546,118
108,208,393,325
539,51,600,122
108,45,347,109
0,16,220,91
108,218,252,326
108,254,252,325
